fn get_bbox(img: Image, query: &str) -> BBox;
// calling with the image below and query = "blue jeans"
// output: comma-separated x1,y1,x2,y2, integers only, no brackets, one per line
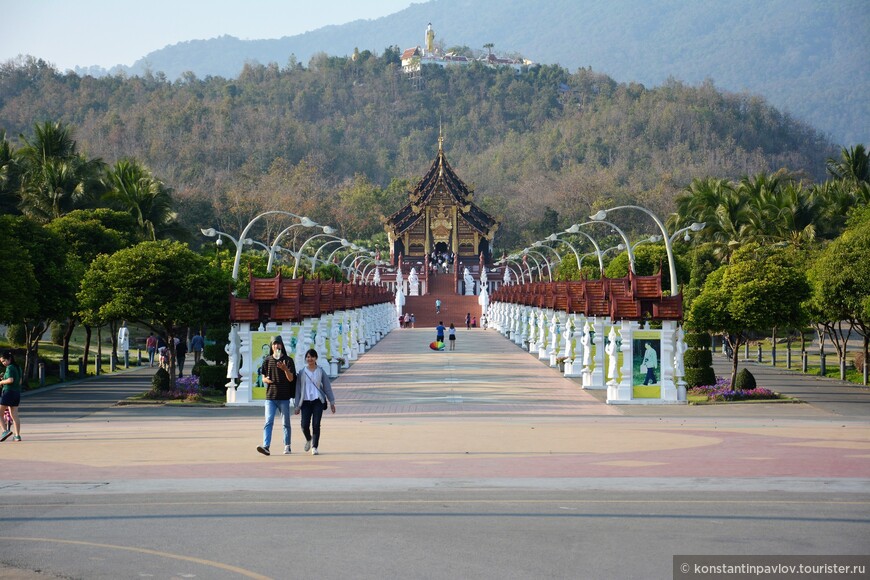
263,399,291,448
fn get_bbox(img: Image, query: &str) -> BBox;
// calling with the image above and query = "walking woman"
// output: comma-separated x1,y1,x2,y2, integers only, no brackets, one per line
448,323,456,351
294,349,335,455
0,350,22,442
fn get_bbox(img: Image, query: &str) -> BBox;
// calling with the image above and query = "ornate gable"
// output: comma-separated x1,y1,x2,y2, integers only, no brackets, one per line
384,137,499,264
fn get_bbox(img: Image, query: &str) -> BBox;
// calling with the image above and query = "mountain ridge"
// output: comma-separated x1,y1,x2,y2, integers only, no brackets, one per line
70,0,868,147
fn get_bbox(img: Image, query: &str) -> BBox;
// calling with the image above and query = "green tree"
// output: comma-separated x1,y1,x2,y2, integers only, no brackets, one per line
0,215,75,383
826,144,869,184
78,241,231,385
672,177,747,262
806,207,870,382
688,243,810,388
46,209,138,371
16,121,106,222
0,129,22,215
103,159,180,241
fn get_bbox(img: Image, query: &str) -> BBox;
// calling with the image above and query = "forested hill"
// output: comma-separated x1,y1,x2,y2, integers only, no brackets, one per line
75,0,868,147
0,53,836,250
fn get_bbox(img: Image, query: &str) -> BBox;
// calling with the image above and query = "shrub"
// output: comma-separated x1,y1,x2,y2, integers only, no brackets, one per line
684,349,713,368
49,321,65,346
151,367,170,391
5,324,25,347
684,367,716,388
204,325,229,364
685,332,711,349
197,364,228,388
734,368,757,391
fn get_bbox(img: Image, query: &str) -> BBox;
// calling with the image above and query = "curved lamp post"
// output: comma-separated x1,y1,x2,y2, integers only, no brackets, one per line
591,207,678,293
495,258,524,285
517,251,542,282
266,222,335,273
579,243,625,269
562,224,607,275
293,233,349,277
506,254,531,283
670,221,706,244
202,211,328,281
312,237,352,268
531,243,563,280
522,248,553,282
570,220,636,274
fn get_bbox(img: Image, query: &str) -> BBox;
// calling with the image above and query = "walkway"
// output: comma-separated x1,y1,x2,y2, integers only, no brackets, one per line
2,329,869,579
3,328,868,491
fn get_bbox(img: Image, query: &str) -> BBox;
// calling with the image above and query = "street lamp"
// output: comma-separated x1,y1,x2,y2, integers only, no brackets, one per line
202,211,328,282
530,243,562,281
266,222,335,273
669,222,706,244
292,233,350,277
495,258,524,285
564,220,637,275
591,206,679,293
506,254,532,283
341,249,375,283
312,237,352,268
579,243,625,269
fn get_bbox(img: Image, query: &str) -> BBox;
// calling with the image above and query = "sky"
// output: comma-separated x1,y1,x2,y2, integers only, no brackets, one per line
1,0,414,71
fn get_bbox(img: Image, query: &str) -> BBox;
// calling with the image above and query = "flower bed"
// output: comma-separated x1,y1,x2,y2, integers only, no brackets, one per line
689,377,778,402
143,375,224,403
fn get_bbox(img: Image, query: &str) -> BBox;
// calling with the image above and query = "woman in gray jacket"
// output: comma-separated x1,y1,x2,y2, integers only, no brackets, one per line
294,348,336,455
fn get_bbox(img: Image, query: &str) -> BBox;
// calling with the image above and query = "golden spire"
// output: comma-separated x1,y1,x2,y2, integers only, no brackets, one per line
438,119,444,177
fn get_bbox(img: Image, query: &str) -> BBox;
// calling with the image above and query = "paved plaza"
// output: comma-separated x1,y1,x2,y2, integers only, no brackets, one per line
0,328,868,579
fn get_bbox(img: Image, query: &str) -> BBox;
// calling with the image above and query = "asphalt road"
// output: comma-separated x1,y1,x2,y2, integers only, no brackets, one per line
2,330,868,579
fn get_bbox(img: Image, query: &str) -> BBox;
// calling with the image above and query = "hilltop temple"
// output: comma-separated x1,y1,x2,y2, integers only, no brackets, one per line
384,135,499,266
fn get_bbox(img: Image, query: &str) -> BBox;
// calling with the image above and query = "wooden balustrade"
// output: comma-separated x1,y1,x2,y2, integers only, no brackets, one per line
229,273,392,323
489,270,682,322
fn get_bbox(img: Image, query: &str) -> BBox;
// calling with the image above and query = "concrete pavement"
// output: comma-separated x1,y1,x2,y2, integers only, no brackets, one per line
2,327,868,492
1,328,869,579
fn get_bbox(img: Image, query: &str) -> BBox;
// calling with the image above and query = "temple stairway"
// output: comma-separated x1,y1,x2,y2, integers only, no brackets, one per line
404,271,481,328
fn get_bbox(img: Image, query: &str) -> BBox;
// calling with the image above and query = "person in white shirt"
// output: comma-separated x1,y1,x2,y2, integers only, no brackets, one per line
294,348,336,455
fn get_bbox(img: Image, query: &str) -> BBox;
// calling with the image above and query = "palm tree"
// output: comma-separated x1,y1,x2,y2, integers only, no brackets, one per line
0,130,21,215
16,122,105,222
826,144,869,184
673,177,749,262
103,159,179,241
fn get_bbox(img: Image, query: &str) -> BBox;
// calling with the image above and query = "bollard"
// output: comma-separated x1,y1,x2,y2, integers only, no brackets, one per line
96,356,102,376
744,342,750,360
59,362,66,382
757,344,763,363
137,349,143,366
38,362,45,387
786,346,791,370
802,351,808,373
110,354,117,372
771,345,777,367
78,357,85,377
124,350,129,369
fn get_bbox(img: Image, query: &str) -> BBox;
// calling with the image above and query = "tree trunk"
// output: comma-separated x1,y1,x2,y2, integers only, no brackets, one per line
864,335,869,386
62,317,76,376
109,320,119,366
771,327,777,367
22,319,48,387
728,335,740,389
97,326,103,374
83,325,92,374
